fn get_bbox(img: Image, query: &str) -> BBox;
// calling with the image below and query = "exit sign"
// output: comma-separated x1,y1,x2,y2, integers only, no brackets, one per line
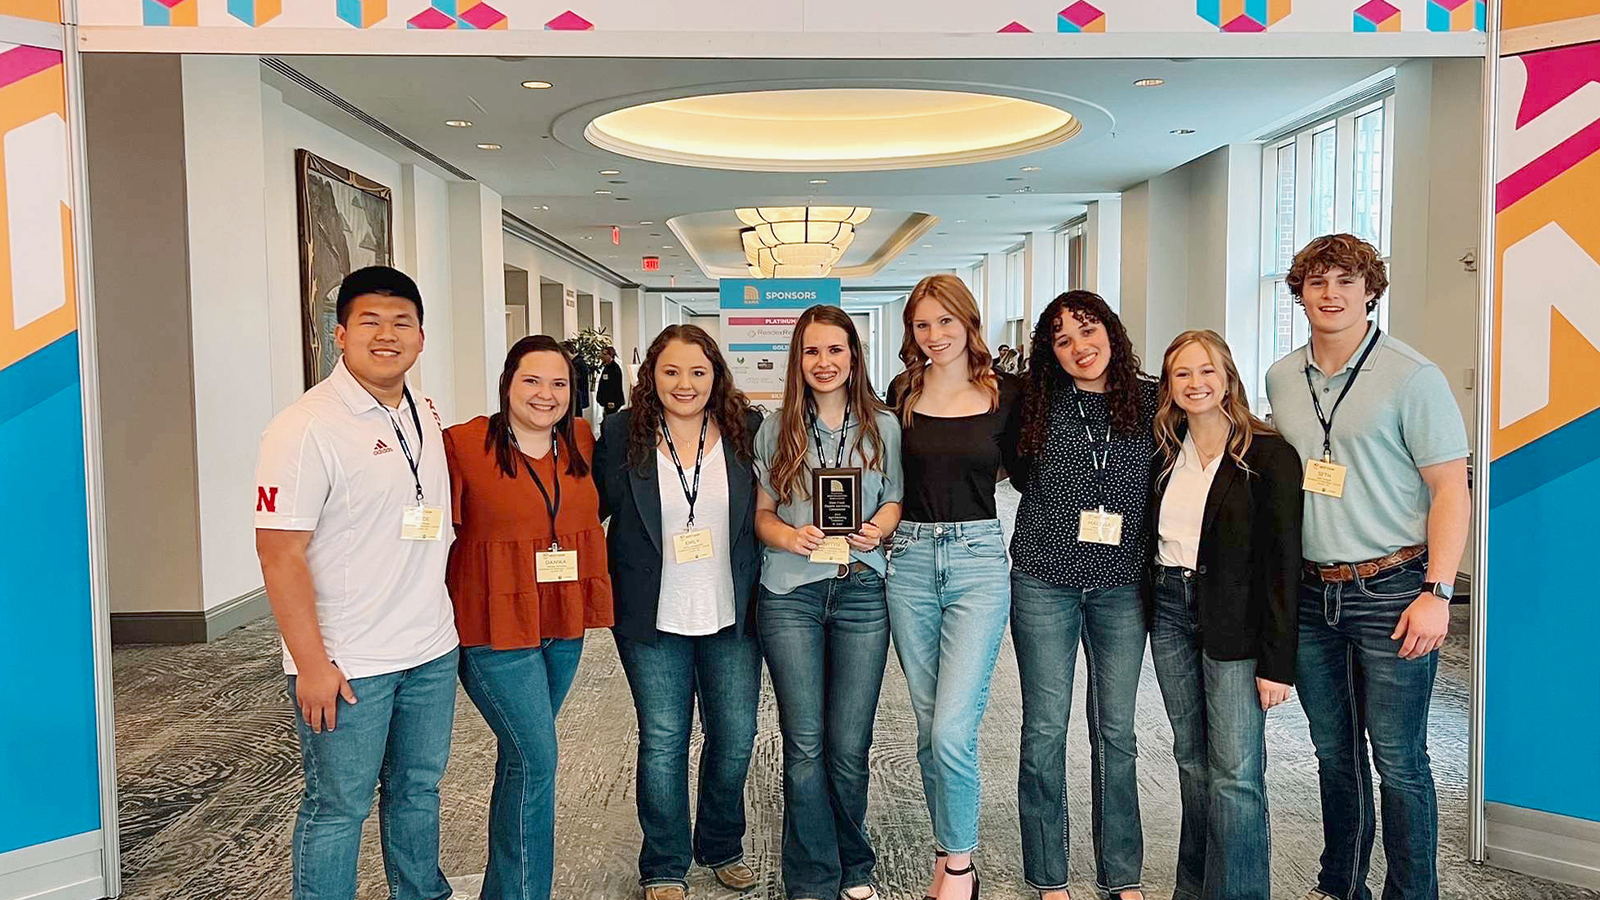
642,256,660,271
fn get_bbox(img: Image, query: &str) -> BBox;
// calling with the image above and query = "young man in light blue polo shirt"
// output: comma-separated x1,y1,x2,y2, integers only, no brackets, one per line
1265,234,1470,900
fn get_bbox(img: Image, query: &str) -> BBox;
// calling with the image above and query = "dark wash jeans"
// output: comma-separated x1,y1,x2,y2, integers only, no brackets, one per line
458,638,585,900
1010,570,1146,896
1298,556,1439,900
1148,569,1271,900
758,568,891,900
286,648,458,900
613,625,763,888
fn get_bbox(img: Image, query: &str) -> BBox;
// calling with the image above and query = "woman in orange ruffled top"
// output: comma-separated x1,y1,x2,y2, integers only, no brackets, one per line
443,334,614,900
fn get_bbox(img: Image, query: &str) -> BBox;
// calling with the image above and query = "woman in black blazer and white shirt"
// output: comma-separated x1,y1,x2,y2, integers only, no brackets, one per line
1145,330,1301,900
593,324,765,900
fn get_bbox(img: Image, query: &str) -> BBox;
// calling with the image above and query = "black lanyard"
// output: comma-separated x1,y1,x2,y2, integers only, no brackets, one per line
1304,327,1381,462
382,385,427,506
661,414,710,528
1073,386,1113,511
809,403,851,469
513,430,563,551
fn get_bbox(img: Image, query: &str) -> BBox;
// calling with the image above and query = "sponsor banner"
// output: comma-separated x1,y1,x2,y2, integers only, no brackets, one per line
718,278,839,402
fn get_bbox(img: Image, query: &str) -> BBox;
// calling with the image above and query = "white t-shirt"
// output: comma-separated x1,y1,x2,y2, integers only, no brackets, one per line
254,359,459,678
654,441,737,636
1156,433,1225,571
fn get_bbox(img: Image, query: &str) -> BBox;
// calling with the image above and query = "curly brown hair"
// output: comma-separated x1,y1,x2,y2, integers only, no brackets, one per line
626,324,754,474
1019,290,1144,459
1287,233,1389,313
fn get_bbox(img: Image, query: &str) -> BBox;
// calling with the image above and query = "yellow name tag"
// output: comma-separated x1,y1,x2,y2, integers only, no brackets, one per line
1303,459,1348,498
672,529,714,564
1078,509,1124,546
401,505,446,541
809,536,852,565
535,549,579,583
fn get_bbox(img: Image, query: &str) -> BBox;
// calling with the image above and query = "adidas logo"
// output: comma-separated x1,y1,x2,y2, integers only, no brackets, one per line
373,440,394,455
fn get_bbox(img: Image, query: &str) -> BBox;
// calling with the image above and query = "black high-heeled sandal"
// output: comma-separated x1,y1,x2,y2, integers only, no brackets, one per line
921,850,948,900
943,862,979,900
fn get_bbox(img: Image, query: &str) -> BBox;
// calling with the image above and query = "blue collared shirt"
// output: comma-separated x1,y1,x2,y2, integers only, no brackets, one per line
753,407,904,595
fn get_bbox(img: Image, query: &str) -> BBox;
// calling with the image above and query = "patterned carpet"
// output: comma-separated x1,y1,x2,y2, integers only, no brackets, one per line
112,487,1596,900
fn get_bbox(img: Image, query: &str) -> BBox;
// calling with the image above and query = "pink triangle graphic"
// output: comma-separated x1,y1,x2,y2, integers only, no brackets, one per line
998,20,1032,32
1516,43,1600,129
545,10,594,29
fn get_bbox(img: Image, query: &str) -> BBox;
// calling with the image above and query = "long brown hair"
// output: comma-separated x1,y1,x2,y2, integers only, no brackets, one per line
1154,329,1275,479
485,334,589,478
895,274,998,427
626,324,755,473
768,305,888,505
1019,290,1144,458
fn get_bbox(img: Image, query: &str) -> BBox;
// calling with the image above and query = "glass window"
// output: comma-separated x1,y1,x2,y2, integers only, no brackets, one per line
1311,125,1337,239
1352,107,1385,247
1275,142,1297,275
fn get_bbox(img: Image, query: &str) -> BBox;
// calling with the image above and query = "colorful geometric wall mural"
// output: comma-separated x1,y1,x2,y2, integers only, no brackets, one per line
0,0,62,22
1057,1,1106,32
142,0,196,25
0,39,102,856
336,0,386,27
226,0,280,25
1487,23,1600,825
1426,0,1483,32
1353,0,1400,31
1197,0,1291,32
407,0,504,28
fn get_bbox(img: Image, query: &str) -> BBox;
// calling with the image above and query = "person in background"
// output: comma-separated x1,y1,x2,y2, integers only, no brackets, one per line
443,334,614,900
254,266,459,900
753,305,903,900
1147,330,1302,900
1266,234,1469,900
599,345,627,418
1006,290,1156,900
885,274,1022,900
565,339,593,421
593,325,765,900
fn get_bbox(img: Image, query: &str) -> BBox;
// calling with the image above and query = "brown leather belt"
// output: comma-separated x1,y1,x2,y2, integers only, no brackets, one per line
1303,544,1426,583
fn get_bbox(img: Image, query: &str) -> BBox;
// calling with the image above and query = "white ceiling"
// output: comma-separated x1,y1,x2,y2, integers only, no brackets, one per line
274,54,1401,293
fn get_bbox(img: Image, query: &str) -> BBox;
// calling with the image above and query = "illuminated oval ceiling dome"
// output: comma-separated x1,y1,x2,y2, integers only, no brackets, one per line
585,88,1081,172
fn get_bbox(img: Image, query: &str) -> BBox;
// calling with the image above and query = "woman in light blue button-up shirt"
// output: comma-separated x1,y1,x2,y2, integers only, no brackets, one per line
752,304,903,900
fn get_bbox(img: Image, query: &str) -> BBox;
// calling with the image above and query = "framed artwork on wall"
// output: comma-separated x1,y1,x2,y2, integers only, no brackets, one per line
295,148,393,387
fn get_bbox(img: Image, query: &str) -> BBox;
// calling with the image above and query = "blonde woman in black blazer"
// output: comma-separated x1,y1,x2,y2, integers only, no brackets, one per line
1143,330,1302,900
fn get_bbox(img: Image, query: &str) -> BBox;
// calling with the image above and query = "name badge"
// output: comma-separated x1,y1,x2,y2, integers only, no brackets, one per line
1078,509,1124,546
1303,459,1348,499
535,549,579,583
672,529,714,564
401,505,446,541
809,536,852,565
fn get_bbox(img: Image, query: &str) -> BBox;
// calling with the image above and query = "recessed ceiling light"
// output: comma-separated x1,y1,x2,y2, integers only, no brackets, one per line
1021,165,1041,172
639,221,653,225
445,119,473,128
809,179,829,184
582,235,593,240
476,143,502,151
539,205,549,210
662,245,673,249
922,244,934,248
1171,128,1196,135
599,169,621,175
522,80,553,90
955,219,967,223
1134,78,1166,87
594,189,612,195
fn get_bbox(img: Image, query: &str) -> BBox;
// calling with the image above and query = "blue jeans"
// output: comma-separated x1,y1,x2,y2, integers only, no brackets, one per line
884,520,1011,855
1148,570,1270,900
759,569,891,899
287,648,459,900
1298,557,1439,900
458,638,585,900
613,625,763,888
1010,571,1146,896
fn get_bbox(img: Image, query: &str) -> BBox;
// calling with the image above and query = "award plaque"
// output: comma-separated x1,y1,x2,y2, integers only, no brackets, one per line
812,467,863,536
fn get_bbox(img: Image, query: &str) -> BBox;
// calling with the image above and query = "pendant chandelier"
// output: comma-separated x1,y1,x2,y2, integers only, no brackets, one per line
736,206,872,278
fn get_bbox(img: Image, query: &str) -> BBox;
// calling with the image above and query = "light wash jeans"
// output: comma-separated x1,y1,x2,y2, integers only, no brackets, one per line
884,520,1011,855
1148,569,1271,900
1010,571,1146,897
287,647,458,900
459,638,585,900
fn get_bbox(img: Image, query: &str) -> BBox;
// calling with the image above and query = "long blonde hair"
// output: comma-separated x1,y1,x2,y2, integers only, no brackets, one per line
768,306,889,505
895,274,998,427
1154,330,1274,479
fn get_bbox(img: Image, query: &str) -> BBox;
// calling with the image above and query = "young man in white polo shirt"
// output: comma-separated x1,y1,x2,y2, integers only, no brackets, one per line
255,266,460,900
1265,235,1470,900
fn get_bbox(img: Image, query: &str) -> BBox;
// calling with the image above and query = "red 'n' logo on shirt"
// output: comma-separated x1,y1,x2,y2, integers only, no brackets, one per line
257,486,279,513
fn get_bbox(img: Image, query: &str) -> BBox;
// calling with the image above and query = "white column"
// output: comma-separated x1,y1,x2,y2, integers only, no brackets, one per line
1024,229,1054,339
448,181,506,419
1086,198,1123,311
982,250,1006,350
402,164,457,424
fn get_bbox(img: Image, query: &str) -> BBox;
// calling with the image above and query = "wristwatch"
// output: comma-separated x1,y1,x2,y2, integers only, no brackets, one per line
1423,580,1455,601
